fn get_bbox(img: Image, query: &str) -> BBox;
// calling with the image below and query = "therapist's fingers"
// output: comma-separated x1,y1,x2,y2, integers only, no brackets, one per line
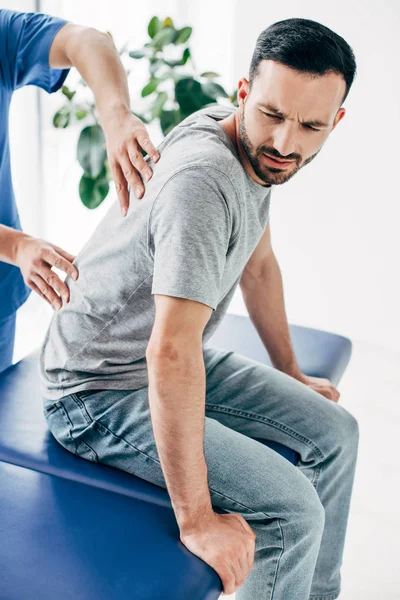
136,134,160,165
118,151,145,200
38,264,71,304
109,159,130,216
29,280,53,309
30,273,63,311
47,244,79,279
50,244,76,264
42,246,79,281
127,141,153,186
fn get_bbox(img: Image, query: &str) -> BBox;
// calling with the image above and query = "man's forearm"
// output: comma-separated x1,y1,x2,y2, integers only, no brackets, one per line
0,224,29,266
240,252,302,379
146,345,213,533
65,27,131,127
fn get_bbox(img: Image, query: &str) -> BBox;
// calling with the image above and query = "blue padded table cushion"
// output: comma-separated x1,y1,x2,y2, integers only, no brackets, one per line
0,461,222,600
0,314,352,599
206,314,352,387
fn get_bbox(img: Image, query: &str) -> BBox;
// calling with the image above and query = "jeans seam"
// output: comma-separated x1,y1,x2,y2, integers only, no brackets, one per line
58,401,76,447
270,516,285,599
311,465,322,490
76,439,99,462
205,404,326,461
309,587,341,599
70,393,93,425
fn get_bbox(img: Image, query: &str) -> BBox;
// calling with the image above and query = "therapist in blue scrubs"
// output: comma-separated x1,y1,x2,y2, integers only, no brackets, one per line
0,9,160,374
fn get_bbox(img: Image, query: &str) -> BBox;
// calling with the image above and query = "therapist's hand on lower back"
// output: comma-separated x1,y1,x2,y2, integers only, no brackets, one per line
14,233,79,311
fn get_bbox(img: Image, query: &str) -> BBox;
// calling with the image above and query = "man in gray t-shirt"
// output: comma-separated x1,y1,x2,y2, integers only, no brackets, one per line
41,19,359,600
40,104,273,399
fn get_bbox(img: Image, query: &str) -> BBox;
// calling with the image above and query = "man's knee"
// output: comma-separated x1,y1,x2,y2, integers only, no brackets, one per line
294,473,325,537
330,405,360,454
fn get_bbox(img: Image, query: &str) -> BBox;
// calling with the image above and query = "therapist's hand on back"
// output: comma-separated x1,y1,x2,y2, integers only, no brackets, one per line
13,116,159,309
102,107,160,215
14,234,79,311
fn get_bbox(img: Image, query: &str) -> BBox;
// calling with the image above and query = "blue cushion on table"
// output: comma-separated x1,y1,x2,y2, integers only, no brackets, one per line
206,314,352,387
0,461,222,600
0,314,352,599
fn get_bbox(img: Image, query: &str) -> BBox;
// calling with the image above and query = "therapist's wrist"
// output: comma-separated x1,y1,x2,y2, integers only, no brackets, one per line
99,100,131,130
0,225,30,266
10,229,32,267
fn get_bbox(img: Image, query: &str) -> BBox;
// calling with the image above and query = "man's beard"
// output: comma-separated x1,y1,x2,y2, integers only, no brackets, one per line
239,110,319,186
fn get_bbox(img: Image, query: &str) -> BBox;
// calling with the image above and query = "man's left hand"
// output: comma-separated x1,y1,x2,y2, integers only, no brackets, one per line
297,373,340,403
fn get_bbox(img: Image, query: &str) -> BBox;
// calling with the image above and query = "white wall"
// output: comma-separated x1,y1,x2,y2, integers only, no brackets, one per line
37,0,400,351
226,0,400,352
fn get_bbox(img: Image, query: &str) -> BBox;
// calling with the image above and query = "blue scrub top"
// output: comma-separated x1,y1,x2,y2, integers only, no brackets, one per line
0,9,70,319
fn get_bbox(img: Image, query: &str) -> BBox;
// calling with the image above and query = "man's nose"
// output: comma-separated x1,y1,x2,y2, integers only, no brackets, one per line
272,121,297,159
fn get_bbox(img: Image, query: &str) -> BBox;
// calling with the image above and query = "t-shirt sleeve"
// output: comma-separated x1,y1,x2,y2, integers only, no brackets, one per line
0,9,70,92
149,168,234,310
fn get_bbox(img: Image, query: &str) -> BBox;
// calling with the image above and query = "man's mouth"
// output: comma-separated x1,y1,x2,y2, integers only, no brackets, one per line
262,153,295,168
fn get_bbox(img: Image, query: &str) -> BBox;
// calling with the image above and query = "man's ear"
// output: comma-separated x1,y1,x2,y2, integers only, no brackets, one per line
237,78,250,107
332,107,346,131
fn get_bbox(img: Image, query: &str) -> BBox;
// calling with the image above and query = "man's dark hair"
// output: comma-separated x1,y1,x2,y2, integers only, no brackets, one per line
249,18,357,105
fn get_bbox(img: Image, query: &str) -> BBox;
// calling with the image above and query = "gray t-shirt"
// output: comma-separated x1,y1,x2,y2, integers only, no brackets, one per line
39,105,273,400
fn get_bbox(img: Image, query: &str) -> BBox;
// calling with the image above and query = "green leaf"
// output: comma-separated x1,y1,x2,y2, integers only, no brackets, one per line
75,107,88,120
162,17,174,28
201,81,229,99
153,27,176,49
175,26,192,44
181,47,191,65
164,47,191,67
160,109,182,136
229,89,238,106
201,71,220,79
141,78,160,97
129,49,146,59
148,16,161,39
79,168,109,209
53,105,71,128
61,85,76,101
77,125,107,179
151,91,168,119
175,77,216,117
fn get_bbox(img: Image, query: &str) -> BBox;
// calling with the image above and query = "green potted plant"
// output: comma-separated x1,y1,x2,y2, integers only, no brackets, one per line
52,16,238,209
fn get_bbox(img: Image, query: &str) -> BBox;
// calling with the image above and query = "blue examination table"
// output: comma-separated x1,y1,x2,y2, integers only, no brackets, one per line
0,314,352,599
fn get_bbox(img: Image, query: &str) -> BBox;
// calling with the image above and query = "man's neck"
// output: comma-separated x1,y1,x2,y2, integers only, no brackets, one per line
218,112,271,188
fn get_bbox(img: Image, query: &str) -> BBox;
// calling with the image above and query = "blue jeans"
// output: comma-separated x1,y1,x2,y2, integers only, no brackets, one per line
0,311,16,374
43,347,359,600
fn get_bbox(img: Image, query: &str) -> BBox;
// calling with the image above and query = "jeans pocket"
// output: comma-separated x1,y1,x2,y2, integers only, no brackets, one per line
43,401,62,417
43,399,76,453
76,439,99,463
76,390,100,401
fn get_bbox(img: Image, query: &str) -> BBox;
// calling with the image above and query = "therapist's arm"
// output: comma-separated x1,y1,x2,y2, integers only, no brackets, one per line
49,23,160,213
0,224,79,310
239,223,340,402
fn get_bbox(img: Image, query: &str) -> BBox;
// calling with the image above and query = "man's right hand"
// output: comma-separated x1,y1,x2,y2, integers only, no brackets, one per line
180,510,257,595
14,234,79,311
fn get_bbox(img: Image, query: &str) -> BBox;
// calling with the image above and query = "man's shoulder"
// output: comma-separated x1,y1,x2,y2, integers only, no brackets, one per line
157,105,241,189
